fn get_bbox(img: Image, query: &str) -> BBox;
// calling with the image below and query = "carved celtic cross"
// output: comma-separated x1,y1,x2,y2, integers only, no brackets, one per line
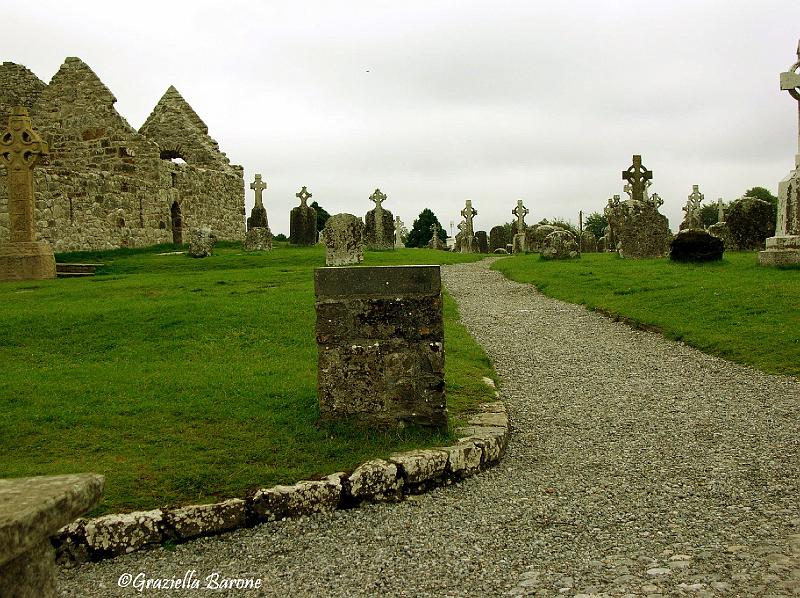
512,199,529,234
369,188,387,210
0,107,49,243
295,186,312,207
780,39,800,158
621,155,653,203
250,174,267,208
460,199,477,236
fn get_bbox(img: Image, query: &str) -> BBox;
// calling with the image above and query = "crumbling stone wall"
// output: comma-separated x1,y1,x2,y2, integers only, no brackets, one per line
0,58,244,251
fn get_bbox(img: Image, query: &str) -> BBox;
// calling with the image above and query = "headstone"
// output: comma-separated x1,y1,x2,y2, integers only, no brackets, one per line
475,230,489,253
680,185,704,230
0,474,104,597
364,188,394,250
246,174,269,231
188,227,216,257
321,213,364,266
459,199,478,253
606,161,672,258
580,230,598,253
315,266,447,429
289,186,317,245
0,107,56,281
394,216,407,248
760,39,800,265
512,199,529,253
428,223,446,250
489,226,508,252
243,227,273,251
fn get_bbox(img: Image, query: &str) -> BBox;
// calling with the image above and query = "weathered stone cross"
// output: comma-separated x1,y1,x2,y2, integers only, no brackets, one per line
717,198,725,222
461,199,477,236
296,186,312,207
780,39,800,158
688,184,704,207
512,199,529,234
369,188,386,210
0,107,49,243
621,155,653,203
250,174,266,208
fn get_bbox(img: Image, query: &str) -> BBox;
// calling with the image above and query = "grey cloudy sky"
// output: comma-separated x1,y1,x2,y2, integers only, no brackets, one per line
6,0,800,236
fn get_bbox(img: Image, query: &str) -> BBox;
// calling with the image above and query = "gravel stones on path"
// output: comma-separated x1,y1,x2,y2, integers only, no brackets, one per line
58,258,800,597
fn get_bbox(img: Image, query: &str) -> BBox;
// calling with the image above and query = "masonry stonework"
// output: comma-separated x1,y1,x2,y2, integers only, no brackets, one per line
315,266,447,430
0,58,245,252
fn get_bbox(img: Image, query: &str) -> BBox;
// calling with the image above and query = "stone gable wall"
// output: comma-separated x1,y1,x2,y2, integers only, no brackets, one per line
0,58,244,251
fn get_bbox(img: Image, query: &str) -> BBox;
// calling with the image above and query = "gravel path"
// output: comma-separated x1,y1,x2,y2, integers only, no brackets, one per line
59,258,800,597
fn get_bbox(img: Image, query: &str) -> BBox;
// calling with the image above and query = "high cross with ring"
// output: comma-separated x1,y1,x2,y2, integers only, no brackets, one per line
512,199,529,234
621,155,653,203
0,107,49,243
780,39,800,158
369,188,387,210
296,186,312,207
250,174,266,208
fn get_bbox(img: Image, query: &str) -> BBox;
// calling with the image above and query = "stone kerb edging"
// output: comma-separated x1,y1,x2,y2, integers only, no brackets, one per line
53,396,510,566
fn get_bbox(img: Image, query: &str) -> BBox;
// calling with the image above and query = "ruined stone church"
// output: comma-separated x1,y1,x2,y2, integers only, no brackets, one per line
0,57,245,252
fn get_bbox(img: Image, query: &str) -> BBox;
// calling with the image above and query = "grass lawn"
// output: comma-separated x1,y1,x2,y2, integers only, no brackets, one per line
0,244,496,515
493,251,799,378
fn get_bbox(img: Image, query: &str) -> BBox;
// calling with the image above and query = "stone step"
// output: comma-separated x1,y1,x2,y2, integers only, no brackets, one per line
56,271,95,278
55,263,103,275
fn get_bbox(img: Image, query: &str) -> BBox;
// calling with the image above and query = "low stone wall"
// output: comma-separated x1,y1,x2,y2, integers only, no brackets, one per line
53,397,510,566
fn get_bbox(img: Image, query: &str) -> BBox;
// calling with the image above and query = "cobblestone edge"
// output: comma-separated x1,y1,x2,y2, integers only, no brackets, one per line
52,394,509,567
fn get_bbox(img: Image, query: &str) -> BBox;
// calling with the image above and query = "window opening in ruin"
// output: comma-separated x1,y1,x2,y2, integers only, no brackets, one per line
160,149,187,164
171,201,183,245
116,217,125,228
171,172,177,187
159,221,166,229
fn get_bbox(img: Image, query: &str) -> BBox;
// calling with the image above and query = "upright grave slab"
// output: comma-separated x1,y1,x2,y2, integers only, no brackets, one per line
321,213,364,266
290,186,317,245
364,188,395,250
315,265,447,429
761,40,800,265
0,107,56,281
0,474,104,597
489,225,508,252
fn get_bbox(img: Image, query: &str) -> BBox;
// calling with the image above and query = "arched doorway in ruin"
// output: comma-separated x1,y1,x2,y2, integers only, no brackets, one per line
170,200,183,245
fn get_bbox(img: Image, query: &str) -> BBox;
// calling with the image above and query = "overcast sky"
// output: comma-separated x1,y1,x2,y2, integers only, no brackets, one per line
6,1,800,236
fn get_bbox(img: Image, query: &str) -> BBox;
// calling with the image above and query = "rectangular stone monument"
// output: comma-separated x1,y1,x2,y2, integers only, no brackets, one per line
315,265,446,429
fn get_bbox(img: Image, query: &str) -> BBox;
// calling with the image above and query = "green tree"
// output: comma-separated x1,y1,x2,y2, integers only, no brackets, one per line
745,187,778,221
406,208,447,248
583,212,608,239
699,203,721,227
310,201,330,232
